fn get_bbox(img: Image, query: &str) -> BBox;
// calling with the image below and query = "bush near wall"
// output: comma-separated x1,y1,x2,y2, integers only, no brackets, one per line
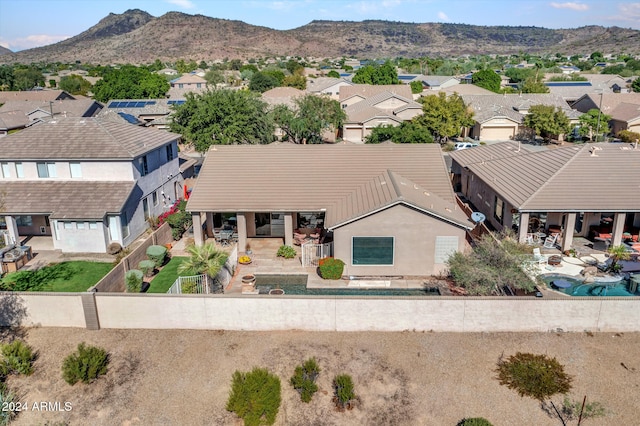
319,257,345,280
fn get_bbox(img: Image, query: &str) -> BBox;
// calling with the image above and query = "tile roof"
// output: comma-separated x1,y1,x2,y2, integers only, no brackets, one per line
1,181,135,219
0,99,101,118
344,91,422,123
0,117,180,160
339,84,412,102
0,110,29,130
170,74,208,84
449,141,532,168
574,93,640,114
187,143,462,218
0,90,74,103
610,102,640,122
325,170,471,229
461,93,580,121
261,87,305,108
466,143,640,212
434,84,495,96
306,77,352,92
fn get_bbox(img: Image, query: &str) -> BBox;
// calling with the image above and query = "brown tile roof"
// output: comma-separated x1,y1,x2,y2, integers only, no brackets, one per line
573,93,640,114
0,110,29,130
434,84,495,96
0,117,180,160
306,77,352,93
0,90,74,103
171,74,207,84
466,143,640,212
1,181,134,219
0,99,101,118
339,84,412,102
609,102,640,122
261,87,305,108
344,91,422,123
449,141,532,168
187,143,461,217
325,170,471,229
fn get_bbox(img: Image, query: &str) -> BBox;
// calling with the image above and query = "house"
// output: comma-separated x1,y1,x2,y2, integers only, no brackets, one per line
306,77,353,99
460,93,581,141
187,143,472,277
168,74,208,98
571,93,640,135
544,74,631,102
0,90,75,103
0,98,103,136
0,117,182,253
451,142,640,251
419,75,460,91
96,99,182,130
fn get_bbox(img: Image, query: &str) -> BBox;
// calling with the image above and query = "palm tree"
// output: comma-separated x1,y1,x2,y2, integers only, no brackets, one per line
178,243,228,278
606,245,631,274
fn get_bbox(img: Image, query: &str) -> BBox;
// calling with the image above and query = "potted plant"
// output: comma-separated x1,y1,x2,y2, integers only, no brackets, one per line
238,255,252,265
245,243,252,255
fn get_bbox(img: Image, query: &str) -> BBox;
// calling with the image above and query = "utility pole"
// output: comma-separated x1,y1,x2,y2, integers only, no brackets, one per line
594,91,604,142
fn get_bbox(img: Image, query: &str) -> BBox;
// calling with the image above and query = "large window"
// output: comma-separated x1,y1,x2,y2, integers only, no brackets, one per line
37,162,56,178
138,156,149,176
15,216,33,227
352,236,394,265
494,196,504,225
1,162,10,178
69,162,82,178
143,198,150,220
15,162,23,178
166,144,175,161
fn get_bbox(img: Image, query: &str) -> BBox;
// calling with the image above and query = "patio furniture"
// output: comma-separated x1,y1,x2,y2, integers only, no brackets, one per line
593,237,610,252
543,233,558,249
547,255,562,266
532,248,546,264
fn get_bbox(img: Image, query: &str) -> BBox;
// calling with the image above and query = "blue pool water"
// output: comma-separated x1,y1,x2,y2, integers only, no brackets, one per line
254,274,440,296
540,275,640,297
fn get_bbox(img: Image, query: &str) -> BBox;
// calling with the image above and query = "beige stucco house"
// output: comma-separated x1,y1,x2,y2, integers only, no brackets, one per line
572,93,640,137
187,143,472,277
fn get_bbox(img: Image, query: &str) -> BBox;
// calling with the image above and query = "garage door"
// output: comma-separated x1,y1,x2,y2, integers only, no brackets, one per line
481,126,515,141
343,127,363,143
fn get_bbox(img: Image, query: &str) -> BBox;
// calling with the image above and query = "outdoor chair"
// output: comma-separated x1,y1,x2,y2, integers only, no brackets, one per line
543,233,558,249
532,247,546,264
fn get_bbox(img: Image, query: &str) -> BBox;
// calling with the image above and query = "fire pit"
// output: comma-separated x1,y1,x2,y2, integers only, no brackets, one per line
547,255,562,266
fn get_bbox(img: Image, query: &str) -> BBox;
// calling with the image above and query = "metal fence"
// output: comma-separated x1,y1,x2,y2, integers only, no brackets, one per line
301,241,333,267
167,274,209,294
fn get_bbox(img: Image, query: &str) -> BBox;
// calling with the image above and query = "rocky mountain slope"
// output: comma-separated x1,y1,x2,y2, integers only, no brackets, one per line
2,9,639,64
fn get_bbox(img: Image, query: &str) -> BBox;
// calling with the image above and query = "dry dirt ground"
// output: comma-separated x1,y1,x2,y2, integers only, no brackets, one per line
4,328,640,426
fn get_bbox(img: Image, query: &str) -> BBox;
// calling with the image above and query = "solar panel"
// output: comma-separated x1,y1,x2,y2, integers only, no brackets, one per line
117,112,140,124
108,102,121,108
147,101,156,105
135,102,146,107
545,82,592,87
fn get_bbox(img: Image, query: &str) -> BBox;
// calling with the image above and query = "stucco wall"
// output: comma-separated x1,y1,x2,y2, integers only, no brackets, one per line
332,204,468,276
53,220,108,253
464,172,515,232
0,160,134,181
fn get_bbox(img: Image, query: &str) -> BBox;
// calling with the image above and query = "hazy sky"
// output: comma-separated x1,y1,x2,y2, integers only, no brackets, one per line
1,0,639,51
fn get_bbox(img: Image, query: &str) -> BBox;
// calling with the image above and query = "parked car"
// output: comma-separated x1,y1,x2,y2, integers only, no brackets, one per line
454,142,479,150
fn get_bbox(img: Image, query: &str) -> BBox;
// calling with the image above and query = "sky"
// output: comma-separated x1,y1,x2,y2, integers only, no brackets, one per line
1,0,639,51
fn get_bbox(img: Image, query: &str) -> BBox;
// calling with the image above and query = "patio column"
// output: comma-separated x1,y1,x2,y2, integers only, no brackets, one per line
237,213,247,252
561,213,576,252
205,213,214,238
611,213,626,247
517,212,529,243
284,213,293,247
4,215,19,246
191,212,203,246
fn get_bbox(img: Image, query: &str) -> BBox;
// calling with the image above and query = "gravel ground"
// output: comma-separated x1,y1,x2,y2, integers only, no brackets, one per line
5,328,639,425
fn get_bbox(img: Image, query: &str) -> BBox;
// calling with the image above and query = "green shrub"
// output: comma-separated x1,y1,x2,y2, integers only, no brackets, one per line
146,245,168,267
496,352,572,401
181,280,197,294
617,129,640,143
276,245,296,259
62,343,109,385
290,358,320,403
319,257,345,280
226,367,281,426
457,418,493,426
138,260,156,277
333,374,355,410
125,269,144,292
1,340,35,376
0,383,17,425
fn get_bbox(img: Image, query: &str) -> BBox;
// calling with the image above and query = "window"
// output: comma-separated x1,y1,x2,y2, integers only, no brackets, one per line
121,213,130,239
178,83,184,89
138,156,149,176
143,198,150,220
166,144,175,161
15,216,33,227
89,222,98,230
15,163,23,178
1,162,10,178
196,83,202,88
37,162,56,178
64,222,73,230
77,222,85,229
152,191,158,206
494,196,504,224
69,162,82,178
352,237,394,265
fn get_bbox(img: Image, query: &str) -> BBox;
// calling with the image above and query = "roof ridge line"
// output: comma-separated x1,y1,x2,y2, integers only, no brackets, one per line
520,144,585,209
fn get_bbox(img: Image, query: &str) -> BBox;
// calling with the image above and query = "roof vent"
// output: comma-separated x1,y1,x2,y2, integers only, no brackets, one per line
423,191,430,196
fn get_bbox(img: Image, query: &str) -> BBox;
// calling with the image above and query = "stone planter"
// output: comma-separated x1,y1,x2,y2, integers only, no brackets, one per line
241,274,257,294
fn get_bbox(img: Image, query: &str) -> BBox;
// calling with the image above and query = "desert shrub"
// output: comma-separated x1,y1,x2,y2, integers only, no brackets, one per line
226,367,281,426
457,418,493,426
557,396,606,422
290,358,320,403
62,343,109,385
333,374,356,410
1,340,35,376
146,245,168,267
276,245,296,259
617,129,640,143
319,257,345,280
0,383,17,425
496,352,572,401
125,269,144,293
112,247,131,267
107,242,122,255
138,260,156,277
181,280,198,294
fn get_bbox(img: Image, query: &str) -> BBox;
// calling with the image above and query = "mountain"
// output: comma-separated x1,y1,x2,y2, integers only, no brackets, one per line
2,9,639,64
0,45,12,56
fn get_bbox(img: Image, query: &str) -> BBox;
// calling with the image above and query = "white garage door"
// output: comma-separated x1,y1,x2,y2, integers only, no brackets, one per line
481,126,515,141
343,127,363,143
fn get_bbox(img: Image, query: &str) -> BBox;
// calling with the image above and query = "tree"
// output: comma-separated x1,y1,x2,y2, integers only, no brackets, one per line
365,122,434,144
606,245,631,274
170,89,275,152
415,92,474,142
271,94,345,144
471,69,501,93
283,74,306,90
578,109,611,141
0,65,14,90
352,61,399,85
409,80,423,94
326,70,340,78
178,243,228,279
59,74,92,96
496,352,572,401
91,65,169,102
12,67,45,91
632,77,640,93
523,105,570,141
204,69,225,87
248,72,279,93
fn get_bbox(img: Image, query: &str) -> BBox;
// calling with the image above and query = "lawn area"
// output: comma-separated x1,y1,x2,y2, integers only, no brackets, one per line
0,261,113,292
147,256,188,293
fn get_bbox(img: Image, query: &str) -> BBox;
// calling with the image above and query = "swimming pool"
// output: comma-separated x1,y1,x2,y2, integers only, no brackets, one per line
254,274,441,296
540,274,640,297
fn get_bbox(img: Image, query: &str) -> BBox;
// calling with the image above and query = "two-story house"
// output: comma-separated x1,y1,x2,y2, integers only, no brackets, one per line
0,117,182,253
